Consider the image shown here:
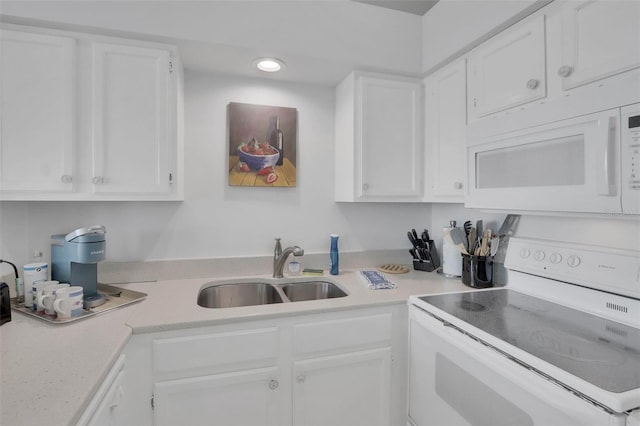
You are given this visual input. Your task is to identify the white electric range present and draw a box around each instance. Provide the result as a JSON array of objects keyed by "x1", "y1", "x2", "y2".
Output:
[{"x1": 408, "y1": 237, "x2": 640, "y2": 426}]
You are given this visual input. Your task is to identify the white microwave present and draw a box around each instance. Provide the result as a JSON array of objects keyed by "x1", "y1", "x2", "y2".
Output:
[{"x1": 466, "y1": 103, "x2": 640, "y2": 215}]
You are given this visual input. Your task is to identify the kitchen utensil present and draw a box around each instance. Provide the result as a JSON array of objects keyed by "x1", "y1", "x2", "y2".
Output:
[
  {"x1": 469, "y1": 227, "x2": 477, "y2": 255},
  {"x1": 410, "y1": 248, "x2": 419, "y2": 259},
  {"x1": 443, "y1": 229, "x2": 468, "y2": 255},
  {"x1": 408, "y1": 231, "x2": 419, "y2": 249},
  {"x1": 480, "y1": 229, "x2": 492, "y2": 256},
  {"x1": 421, "y1": 229, "x2": 431, "y2": 244},
  {"x1": 411, "y1": 229, "x2": 420, "y2": 246},
  {"x1": 498, "y1": 214, "x2": 520, "y2": 237},
  {"x1": 463, "y1": 221, "x2": 472, "y2": 238},
  {"x1": 451, "y1": 227, "x2": 467, "y2": 249},
  {"x1": 490, "y1": 235, "x2": 500, "y2": 256}
]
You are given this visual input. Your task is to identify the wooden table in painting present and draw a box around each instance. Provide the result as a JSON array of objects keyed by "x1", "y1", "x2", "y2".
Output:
[{"x1": 228, "y1": 155, "x2": 297, "y2": 187}]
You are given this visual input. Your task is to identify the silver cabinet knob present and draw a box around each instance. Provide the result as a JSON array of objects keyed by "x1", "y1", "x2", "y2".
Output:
[
  {"x1": 526, "y1": 79, "x2": 539, "y2": 90},
  {"x1": 362, "y1": 183, "x2": 369, "y2": 191},
  {"x1": 557, "y1": 65, "x2": 573, "y2": 78},
  {"x1": 92, "y1": 176, "x2": 104, "y2": 185},
  {"x1": 61, "y1": 175, "x2": 73, "y2": 184},
  {"x1": 268, "y1": 379, "x2": 279, "y2": 390},
  {"x1": 453, "y1": 182, "x2": 463, "y2": 190},
  {"x1": 296, "y1": 375, "x2": 306, "y2": 383}
]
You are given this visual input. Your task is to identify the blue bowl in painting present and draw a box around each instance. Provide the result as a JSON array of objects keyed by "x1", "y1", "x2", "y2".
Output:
[{"x1": 237, "y1": 145, "x2": 280, "y2": 171}]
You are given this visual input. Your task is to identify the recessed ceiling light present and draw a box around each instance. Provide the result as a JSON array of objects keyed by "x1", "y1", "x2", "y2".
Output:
[{"x1": 254, "y1": 58, "x2": 285, "y2": 73}]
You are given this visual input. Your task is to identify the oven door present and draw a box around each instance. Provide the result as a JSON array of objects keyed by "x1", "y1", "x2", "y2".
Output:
[
  {"x1": 465, "y1": 108, "x2": 621, "y2": 214},
  {"x1": 408, "y1": 305, "x2": 622, "y2": 426}
]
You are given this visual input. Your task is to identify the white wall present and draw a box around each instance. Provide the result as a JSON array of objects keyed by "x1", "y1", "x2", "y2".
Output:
[
  {"x1": 0, "y1": 71, "x2": 432, "y2": 269},
  {"x1": 430, "y1": 203, "x2": 640, "y2": 252}
]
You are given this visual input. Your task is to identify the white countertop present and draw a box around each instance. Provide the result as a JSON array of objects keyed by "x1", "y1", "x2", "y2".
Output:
[{"x1": 1, "y1": 267, "x2": 469, "y2": 426}]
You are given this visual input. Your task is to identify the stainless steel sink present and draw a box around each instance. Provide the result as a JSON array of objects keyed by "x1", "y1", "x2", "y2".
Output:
[
  {"x1": 281, "y1": 281, "x2": 348, "y2": 302},
  {"x1": 197, "y1": 279, "x2": 348, "y2": 308},
  {"x1": 197, "y1": 282, "x2": 284, "y2": 308}
]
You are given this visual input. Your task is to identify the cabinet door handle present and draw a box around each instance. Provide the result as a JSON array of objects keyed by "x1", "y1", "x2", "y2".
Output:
[
  {"x1": 92, "y1": 176, "x2": 104, "y2": 185},
  {"x1": 557, "y1": 65, "x2": 573, "y2": 78},
  {"x1": 454, "y1": 182, "x2": 463, "y2": 190},
  {"x1": 61, "y1": 175, "x2": 73, "y2": 184},
  {"x1": 296, "y1": 375, "x2": 306, "y2": 383},
  {"x1": 268, "y1": 379, "x2": 279, "y2": 390},
  {"x1": 362, "y1": 183, "x2": 369, "y2": 191},
  {"x1": 526, "y1": 79, "x2": 539, "y2": 90}
]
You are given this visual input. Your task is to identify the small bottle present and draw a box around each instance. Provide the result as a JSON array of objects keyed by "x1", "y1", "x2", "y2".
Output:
[
  {"x1": 329, "y1": 234, "x2": 339, "y2": 275},
  {"x1": 269, "y1": 116, "x2": 284, "y2": 166}
]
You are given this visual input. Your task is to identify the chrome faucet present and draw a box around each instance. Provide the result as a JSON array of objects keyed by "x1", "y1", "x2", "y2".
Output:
[{"x1": 273, "y1": 239, "x2": 304, "y2": 278}]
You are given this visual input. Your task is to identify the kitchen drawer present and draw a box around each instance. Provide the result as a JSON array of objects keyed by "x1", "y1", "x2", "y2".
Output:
[
  {"x1": 153, "y1": 327, "x2": 279, "y2": 378},
  {"x1": 293, "y1": 313, "x2": 392, "y2": 358}
]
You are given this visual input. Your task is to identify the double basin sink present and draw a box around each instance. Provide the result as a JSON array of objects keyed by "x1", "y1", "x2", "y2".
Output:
[{"x1": 197, "y1": 277, "x2": 348, "y2": 309}]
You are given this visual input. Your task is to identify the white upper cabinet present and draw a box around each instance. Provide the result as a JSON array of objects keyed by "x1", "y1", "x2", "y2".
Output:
[
  {"x1": 423, "y1": 59, "x2": 467, "y2": 202},
  {"x1": 557, "y1": 0, "x2": 640, "y2": 90},
  {"x1": 91, "y1": 43, "x2": 173, "y2": 196},
  {"x1": 335, "y1": 71, "x2": 423, "y2": 202},
  {"x1": 0, "y1": 29, "x2": 76, "y2": 193},
  {"x1": 0, "y1": 24, "x2": 183, "y2": 201},
  {"x1": 468, "y1": 14, "x2": 546, "y2": 121}
]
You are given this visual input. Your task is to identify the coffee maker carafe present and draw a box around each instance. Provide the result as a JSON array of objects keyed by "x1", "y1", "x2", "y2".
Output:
[{"x1": 51, "y1": 226, "x2": 106, "y2": 308}]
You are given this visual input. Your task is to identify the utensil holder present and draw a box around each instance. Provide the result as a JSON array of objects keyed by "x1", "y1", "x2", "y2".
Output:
[{"x1": 461, "y1": 254, "x2": 493, "y2": 288}]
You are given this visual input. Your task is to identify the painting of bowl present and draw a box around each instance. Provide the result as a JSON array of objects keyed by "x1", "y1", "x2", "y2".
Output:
[{"x1": 237, "y1": 146, "x2": 280, "y2": 171}]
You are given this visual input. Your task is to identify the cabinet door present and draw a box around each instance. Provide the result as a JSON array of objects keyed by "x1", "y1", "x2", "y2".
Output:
[
  {"x1": 357, "y1": 76, "x2": 422, "y2": 200},
  {"x1": 77, "y1": 355, "x2": 126, "y2": 426},
  {"x1": 91, "y1": 43, "x2": 172, "y2": 195},
  {"x1": 153, "y1": 367, "x2": 284, "y2": 426},
  {"x1": 0, "y1": 29, "x2": 75, "y2": 193},
  {"x1": 293, "y1": 347, "x2": 392, "y2": 426},
  {"x1": 558, "y1": 0, "x2": 640, "y2": 90},
  {"x1": 424, "y1": 59, "x2": 466, "y2": 201},
  {"x1": 469, "y1": 15, "x2": 546, "y2": 119}
]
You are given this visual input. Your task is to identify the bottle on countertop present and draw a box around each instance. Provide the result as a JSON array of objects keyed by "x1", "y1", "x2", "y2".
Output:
[
  {"x1": 329, "y1": 234, "x2": 339, "y2": 275},
  {"x1": 269, "y1": 115, "x2": 284, "y2": 166}
]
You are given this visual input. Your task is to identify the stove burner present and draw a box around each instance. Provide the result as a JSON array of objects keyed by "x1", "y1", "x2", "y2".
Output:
[{"x1": 460, "y1": 300, "x2": 487, "y2": 312}]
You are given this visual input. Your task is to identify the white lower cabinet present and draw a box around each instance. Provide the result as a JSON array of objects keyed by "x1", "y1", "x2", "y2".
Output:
[
  {"x1": 77, "y1": 355, "x2": 126, "y2": 426},
  {"x1": 153, "y1": 367, "x2": 284, "y2": 426},
  {"x1": 118, "y1": 306, "x2": 407, "y2": 426},
  {"x1": 293, "y1": 347, "x2": 391, "y2": 426}
]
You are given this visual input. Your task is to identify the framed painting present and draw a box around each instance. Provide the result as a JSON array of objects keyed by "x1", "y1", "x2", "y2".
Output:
[{"x1": 228, "y1": 102, "x2": 297, "y2": 187}]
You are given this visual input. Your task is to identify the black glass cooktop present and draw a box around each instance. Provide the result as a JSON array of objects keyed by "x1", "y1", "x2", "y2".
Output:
[{"x1": 418, "y1": 289, "x2": 640, "y2": 393}]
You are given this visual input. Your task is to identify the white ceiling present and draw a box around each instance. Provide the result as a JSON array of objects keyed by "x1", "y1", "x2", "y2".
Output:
[{"x1": 353, "y1": 0, "x2": 439, "y2": 16}]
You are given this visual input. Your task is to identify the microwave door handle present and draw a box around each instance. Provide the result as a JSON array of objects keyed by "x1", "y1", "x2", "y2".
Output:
[{"x1": 596, "y1": 117, "x2": 617, "y2": 196}]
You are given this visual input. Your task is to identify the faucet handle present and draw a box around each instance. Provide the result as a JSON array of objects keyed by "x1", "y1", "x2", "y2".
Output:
[{"x1": 274, "y1": 238, "x2": 282, "y2": 256}]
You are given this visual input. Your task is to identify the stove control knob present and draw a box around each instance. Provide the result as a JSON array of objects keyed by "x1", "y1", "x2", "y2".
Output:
[
  {"x1": 534, "y1": 250, "x2": 546, "y2": 261},
  {"x1": 519, "y1": 248, "x2": 531, "y2": 258},
  {"x1": 550, "y1": 253, "x2": 562, "y2": 264},
  {"x1": 567, "y1": 255, "x2": 581, "y2": 268}
]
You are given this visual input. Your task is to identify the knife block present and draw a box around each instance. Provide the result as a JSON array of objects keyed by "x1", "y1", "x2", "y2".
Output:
[{"x1": 412, "y1": 241, "x2": 440, "y2": 272}]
